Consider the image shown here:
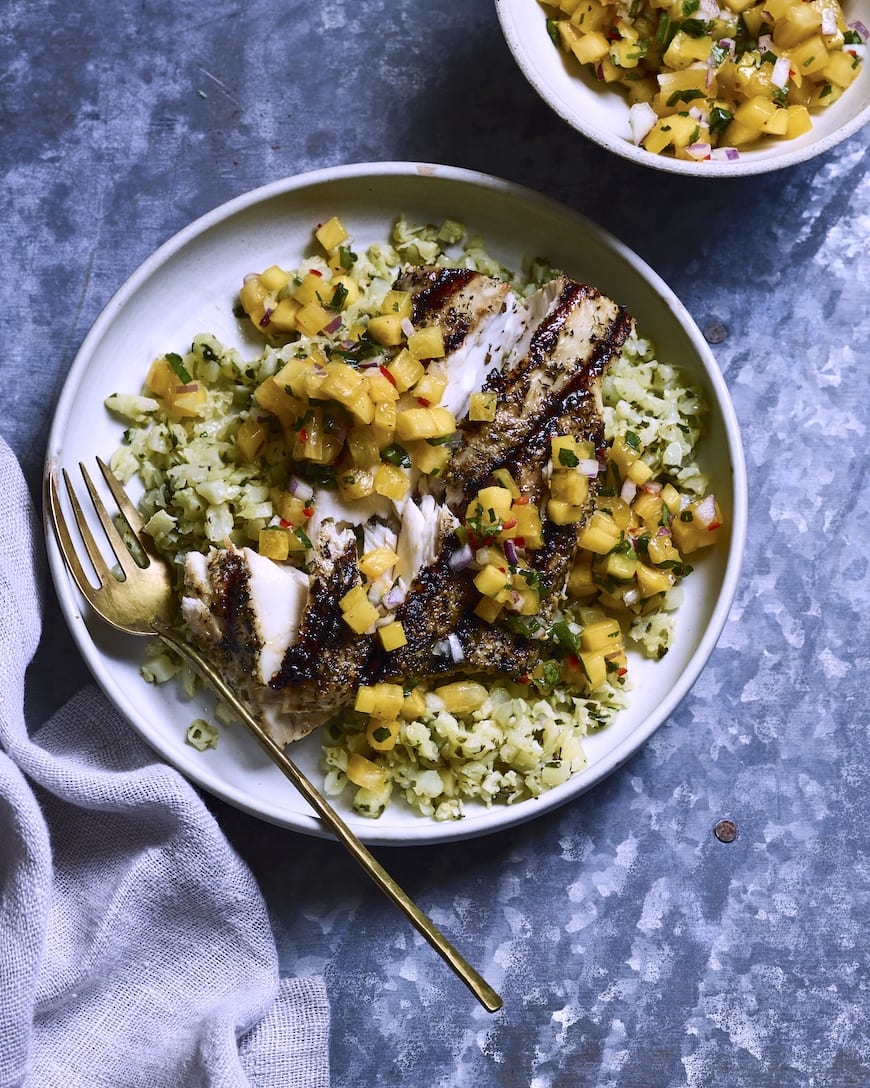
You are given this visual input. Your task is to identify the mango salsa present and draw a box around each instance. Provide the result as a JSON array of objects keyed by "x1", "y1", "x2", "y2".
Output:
[{"x1": 542, "y1": 0, "x2": 865, "y2": 158}]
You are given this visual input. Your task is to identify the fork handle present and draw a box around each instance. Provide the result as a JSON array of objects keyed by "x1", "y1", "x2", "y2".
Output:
[{"x1": 151, "y1": 619, "x2": 503, "y2": 1013}]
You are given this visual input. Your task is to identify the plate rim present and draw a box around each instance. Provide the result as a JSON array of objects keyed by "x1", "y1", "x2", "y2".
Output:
[{"x1": 44, "y1": 161, "x2": 748, "y2": 844}]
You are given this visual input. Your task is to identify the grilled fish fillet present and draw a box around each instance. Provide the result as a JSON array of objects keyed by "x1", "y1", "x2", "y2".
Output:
[{"x1": 180, "y1": 267, "x2": 632, "y2": 744}]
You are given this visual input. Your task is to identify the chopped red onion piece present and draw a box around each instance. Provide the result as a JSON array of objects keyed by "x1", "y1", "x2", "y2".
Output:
[
  {"x1": 687, "y1": 142, "x2": 712, "y2": 160},
  {"x1": 758, "y1": 33, "x2": 772, "y2": 52},
  {"x1": 629, "y1": 101, "x2": 657, "y2": 145},
  {"x1": 503, "y1": 539, "x2": 519, "y2": 565},
  {"x1": 641, "y1": 480, "x2": 662, "y2": 494},
  {"x1": 287, "y1": 475, "x2": 314, "y2": 501},
  {"x1": 259, "y1": 310, "x2": 273, "y2": 328},
  {"x1": 771, "y1": 56, "x2": 791, "y2": 88},
  {"x1": 821, "y1": 8, "x2": 837, "y2": 34},
  {"x1": 401, "y1": 317, "x2": 415, "y2": 339},
  {"x1": 623, "y1": 587, "x2": 641, "y2": 607},
  {"x1": 447, "y1": 633, "x2": 465, "y2": 663},
  {"x1": 324, "y1": 315, "x2": 342, "y2": 335},
  {"x1": 578, "y1": 457, "x2": 600, "y2": 477},
  {"x1": 848, "y1": 20, "x2": 868, "y2": 38},
  {"x1": 620, "y1": 479, "x2": 638, "y2": 503},
  {"x1": 382, "y1": 585, "x2": 405, "y2": 609},
  {"x1": 449, "y1": 542, "x2": 474, "y2": 571},
  {"x1": 174, "y1": 382, "x2": 199, "y2": 394},
  {"x1": 694, "y1": 494, "x2": 717, "y2": 527},
  {"x1": 711, "y1": 147, "x2": 740, "y2": 161}
]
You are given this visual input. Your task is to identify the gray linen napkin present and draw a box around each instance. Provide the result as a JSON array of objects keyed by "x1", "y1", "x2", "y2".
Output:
[{"x1": 0, "y1": 436, "x2": 330, "y2": 1088}]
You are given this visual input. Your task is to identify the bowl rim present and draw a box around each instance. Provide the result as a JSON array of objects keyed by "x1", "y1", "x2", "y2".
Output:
[{"x1": 495, "y1": 0, "x2": 870, "y2": 177}]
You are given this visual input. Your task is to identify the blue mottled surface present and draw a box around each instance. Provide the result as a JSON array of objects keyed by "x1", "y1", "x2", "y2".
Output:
[{"x1": 3, "y1": 1, "x2": 869, "y2": 1083}]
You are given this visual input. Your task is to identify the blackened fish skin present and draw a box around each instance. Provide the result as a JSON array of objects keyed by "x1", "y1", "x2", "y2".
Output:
[{"x1": 447, "y1": 277, "x2": 633, "y2": 504}]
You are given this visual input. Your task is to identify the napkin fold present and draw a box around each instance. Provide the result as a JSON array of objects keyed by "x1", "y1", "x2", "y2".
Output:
[{"x1": 0, "y1": 437, "x2": 330, "y2": 1088}]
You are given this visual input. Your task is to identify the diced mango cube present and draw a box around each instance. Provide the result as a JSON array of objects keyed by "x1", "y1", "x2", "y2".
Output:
[
  {"x1": 341, "y1": 597, "x2": 379, "y2": 635},
  {"x1": 401, "y1": 687, "x2": 427, "y2": 720},
  {"x1": 366, "y1": 717, "x2": 400, "y2": 751},
  {"x1": 503, "y1": 502, "x2": 543, "y2": 549},
  {"x1": 380, "y1": 290, "x2": 412, "y2": 319},
  {"x1": 395, "y1": 406, "x2": 456, "y2": 442},
  {"x1": 408, "y1": 439, "x2": 451, "y2": 476},
  {"x1": 346, "y1": 752, "x2": 386, "y2": 790},
  {"x1": 236, "y1": 415, "x2": 268, "y2": 461},
  {"x1": 581, "y1": 616, "x2": 622, "y2": 652},
  {"x1": 474, "y1": 595, "x2": 504, "y2": 623},
  {"x1": 377, "y1": 621, "x2": 407, "y2": 652},
  {"x1": 259, "y1": 264, "x2": 290, "y2": 293},
  {"x1": 577, "y1": 510, "x2": 621, "y2": 554},
  {"x1": 355, "y1": 682, "x2": 404, "y2": 719},
  {"x1": 408, "y1": 325, "x2": 445, "y2": 359},
  {"x1": 412, "y1": 373, "x2": 447, "y2": 405},
  {"x1": 373, "y1": 462, "x2": 411, "y2": 501},
  {"x1": 294, "y1": 270, "x2": 328, "y2": 306},
  {"x1": 315, "y1": 216, "x2": 348, "y2": 252},
  {"x1": 295, "y1": 301, "x2": 332, "y2": 337},
  {"x1": 433, "y1": 681, "x2": 489, "y2": 715},
  {"x1": 359, "y1": 546, "x2": 399, "y2": 580},
  {"x1": 258, "y1": 528, "x2": 291, "y2": 561},
  {"x1": 386, "y1": 348, "x2": 425, "y2": 391},
  {"x1": 367, "y1": 313, "x2": 405, "y2": 346},
  {"x1": 547, "y1": 499, "x2": 587, "y2": 525},
  {"x1": 550, "y1": 471, "x2": 590, "y2": 506},
  {"x1": 570, "y1": 30, "x2": 610, "y2": 64},
  {"x1": 474, "y1": 563, "x2": 510, "y2": 598}
]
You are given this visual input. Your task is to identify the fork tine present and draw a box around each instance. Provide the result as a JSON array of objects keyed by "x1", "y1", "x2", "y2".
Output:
[
  {"x1": 77, "y1": 461, "x2": 143, "y2": 581},
  {"x1": 48, "y1": 471, "x2": 105, "y2": 606},
  {"x1": 97, "y1": 456, "x2": 147, "y2": 538},
  {"x1": 61, "y1": 467, "x2": 117, "y2": 586}
]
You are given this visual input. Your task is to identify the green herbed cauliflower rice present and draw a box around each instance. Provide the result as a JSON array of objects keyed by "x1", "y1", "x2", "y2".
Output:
[{"x1": 105, "y1": 216, "x2": 718, "y2": 821}]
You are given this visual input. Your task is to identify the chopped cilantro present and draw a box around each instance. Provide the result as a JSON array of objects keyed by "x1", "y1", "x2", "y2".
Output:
[
  {"x1": 679, "y1": 17, "x2": 710, "y2": 37},
  {"x1": 558, "y1": 447, "x2": 580, "y2": 467},
  {"x1": 338, "y1": 246, "x2": 357, "y2": 271},
  {"x1": 330, "y1": 282, "x2": 349, "y2": 311},
  {"x1": 666, "y1": 88, "x2": 705, "y2": 107},
  {"x1": 166, "y1": 352, "x2": 192, "y2": 384},
  {"x1": 709, "y1": 105, "x2": 734, "y2": 135}
]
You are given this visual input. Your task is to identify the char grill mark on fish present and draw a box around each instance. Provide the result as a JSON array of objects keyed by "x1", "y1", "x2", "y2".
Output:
[
  {"x1": 447, "y1": 278, "x2": 633, "y2": 504},
  {"x1": 204, "y1": 548, "x2": 258, "y2": 675},
  {"x1": 397, "y1": 266, "x2": 481, "y2": 354},
  {"x1": 368, "y1": 532, "x2": 540, "y2": 684},
  {"x1": 369, "y1": 531, "x2": 478, "y2": 679},
  {"x1": 269, "y1": 529, "x2": 370, "y2": 702},
  {"x1": 394, "y1": 266, "x2": 519, "y2": 420}
]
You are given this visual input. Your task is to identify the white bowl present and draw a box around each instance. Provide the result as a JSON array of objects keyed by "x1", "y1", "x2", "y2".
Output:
[
  {"x1": 46, "y1": 162, "x2": 747, "y2": 844},
  {"x1": 496, "y1": 0, "x2": 870, "y2": 176}
]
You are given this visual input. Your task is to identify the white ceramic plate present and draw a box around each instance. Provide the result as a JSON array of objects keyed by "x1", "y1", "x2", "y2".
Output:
[
  {"x1": 45, "y1": 162, "x2": 747, "y2": 844},
  {"x1": 496, "y1": 0, "x2": 870, "y2": 176}
]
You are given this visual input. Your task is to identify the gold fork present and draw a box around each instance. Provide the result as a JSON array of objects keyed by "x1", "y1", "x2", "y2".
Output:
[{"x1": 46, "y1": 457, "x2": 503, "y2": 1013}]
